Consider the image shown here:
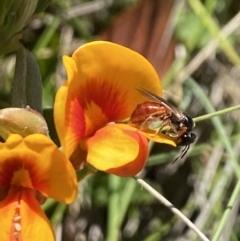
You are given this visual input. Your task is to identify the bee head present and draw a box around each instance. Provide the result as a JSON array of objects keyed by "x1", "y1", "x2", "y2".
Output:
[
  {"x1": 182, "y1": 115, "x2": 195, "y2": 130},
  {"x1": 177, "y1": 132, "x2": 196, "y2": 146}
]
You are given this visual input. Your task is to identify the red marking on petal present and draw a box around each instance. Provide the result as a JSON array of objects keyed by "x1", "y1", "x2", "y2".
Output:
[
  {"x1": 0, "y1": 154, "x2": 44, "y2": 192},
  {"x1": 78, "y1": 78, "x2": 128, "y2": 122},
  {"x1": 68, "y1": 97, "x2": 86, "y2": 137},
  {"x1": 0, "y1": 158, "x2": 32, "y2": 187}
]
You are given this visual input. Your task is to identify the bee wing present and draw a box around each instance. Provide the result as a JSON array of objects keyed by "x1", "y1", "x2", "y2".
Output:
[{"x1": 137, "y1": 87, "x2": 185, "y2": 119}]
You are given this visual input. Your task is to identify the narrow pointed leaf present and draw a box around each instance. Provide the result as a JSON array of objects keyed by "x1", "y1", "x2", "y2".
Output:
[{"x1": 12, "y1": 45, "x2": 42, "y2": 113}]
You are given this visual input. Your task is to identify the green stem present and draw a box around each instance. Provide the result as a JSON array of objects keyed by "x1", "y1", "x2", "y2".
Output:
[
  {"x1": 211, "y1": 179, "x2": 240, "y2": 241},
  {"x1": 117, "y1": 178, "x2": 137, "y2": 226},
  {"x1": 147, "y1": 133, "x2": 240, "y2": 166},
  {"x1": 105, "y1": 175, "x2": 121, "y2": 241},
  {"x1": 42, "y1": 198, "x2": 56, "y2": 211},
  {"x1": 51, "y1": 203, "x2": 67, "y2": 227},
  {"x1": 135, "y1": 178, "x2": 209, "y2": 241},
  {"x1": 187, "y1": 77, "x2": 240, "y2": 180},
  {"x1": 193, "y1": 105, "x2": 240, "y2": 123}
]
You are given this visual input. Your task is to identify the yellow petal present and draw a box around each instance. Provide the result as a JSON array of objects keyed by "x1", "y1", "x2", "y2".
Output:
[
  {"x1": 84, "y1": 124, "x2": 149, "y2": 176},
  {"x1": 0, "y1": 134, "x2": 77, "y2": 203},
  {"x1": 140, "y1": 131, "x2": 177, "y2": 146}
]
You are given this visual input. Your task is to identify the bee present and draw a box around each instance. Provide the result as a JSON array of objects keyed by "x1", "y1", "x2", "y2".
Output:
[{"x1": 129, "y1": 88, "x2": 196, "y2": 162}]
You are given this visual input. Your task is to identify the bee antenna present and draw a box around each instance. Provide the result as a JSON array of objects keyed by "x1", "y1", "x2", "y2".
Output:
[{"x1": 172, "y1": 145, "x2": 190, "y2": 164}]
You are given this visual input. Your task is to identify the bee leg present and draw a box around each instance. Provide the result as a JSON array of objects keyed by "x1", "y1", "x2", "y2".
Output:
[
  {"x1": 157, "y1": 120, "x2": 182, "y2": 138},
  {"x1": 165, "y1": 123, "x2": 179, "y2": 138},
  {"x1": 139, "y1": 111, "x2": 168, "y2": 131},
  {"x1": 154, "y1": 118, "x2": 171, "y2": 136},
  {"x1": 138, "y1": 115, "x2": 155, "y2": 130},
  {"x1": 176, "y1": 127, "x2": 188, "y2": 137}
]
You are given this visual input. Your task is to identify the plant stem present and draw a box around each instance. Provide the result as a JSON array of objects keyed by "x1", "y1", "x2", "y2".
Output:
[
  {"x1": 134, "y1": 177, "x2": 210, "y2": 241},
  {"x1": 187, "y1": 77, "x2": 240, "y2": 180},
  {"x1": 193, "y1": 105, "x2": 240, "y2": 123},
  {"x1": 106, "y1": 175, "x2": 121, "y2": 241},
  {"x1": 117, "y1": 178, "x2": 137, "y2": 226},
  {"x1": 211, "y1": 179, "x2": 240, "y2": 241}
]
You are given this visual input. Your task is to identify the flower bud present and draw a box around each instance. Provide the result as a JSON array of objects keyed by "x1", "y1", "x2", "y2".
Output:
[{"x1": 0, "y1": 106, "x2": 48, "y2": 140}]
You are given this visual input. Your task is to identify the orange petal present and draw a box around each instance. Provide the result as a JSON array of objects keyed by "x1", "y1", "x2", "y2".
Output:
[
  {"x1": 71, "y1": 41, "x2": 162, "y2": 121},
  {"x1": 0, "y1": 187, "x2": 54, "y2": 241},
  {"x1": 0, "y1": 134, "x2": 77, "y2": 203},
  {"x1": 54, "y1": 41, "x2": 162, "y2": 158},
  {"x1": 84, "y1": 124, "x2": 149, "y2": 177},
  {"x1": 138, "y1": 130, "x2": 177, "y2": 147},
  {"x1": 54, "y1": 81, "x2": 86, "y2": 158}
]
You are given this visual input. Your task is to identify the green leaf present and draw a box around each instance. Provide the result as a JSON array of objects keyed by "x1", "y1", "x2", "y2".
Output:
[{"x1": 12, "y1": 45, "x2": 43, "y2": 113}]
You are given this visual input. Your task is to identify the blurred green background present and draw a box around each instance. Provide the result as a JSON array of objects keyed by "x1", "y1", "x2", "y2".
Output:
[{"x1": 1, "y1": 0, "x2": 240, "y2": 240}]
